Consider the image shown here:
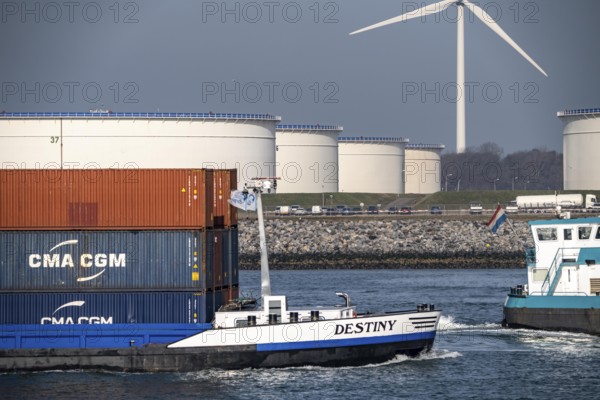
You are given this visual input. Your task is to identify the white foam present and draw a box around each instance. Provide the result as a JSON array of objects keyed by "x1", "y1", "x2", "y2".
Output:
[
  {"x1": 438, "y1": 315, "x2": 501, "y2": 331},
  {"x1": 178, "y1": 349, "x2": 462, "y2": 380}
]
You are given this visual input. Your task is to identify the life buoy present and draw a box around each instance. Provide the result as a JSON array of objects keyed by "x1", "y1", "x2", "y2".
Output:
[{"x1": 353, "y1": 310, "x2": 357, "y2": 318}]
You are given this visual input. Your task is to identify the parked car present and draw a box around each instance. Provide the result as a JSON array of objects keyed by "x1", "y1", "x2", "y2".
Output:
[
  {"x1": 352, "y1": 207, "x2": 363, "y2": 215},
  {"x1": 366, "y1": 205, "x2": 378, "y2": 214},
  {"x1": 335, "y1": 205, "x2": 348, "y2": 215},
  {"x1": 290, "y1": 205, "x2": 300, "y2": 213},
  {"x1": 275, "y1": 206, "x2": 290, "y2": 216},
  {"x1": 293, "y1": 207, "x2": 307, "y2": 215},
  {"x1": 469, "y1": 201, "x2": 483, "y2": 215},
  {"x1": 311, "y1": 205, "x2": 323, "y2": 215},
  {"x1": 387, "y1": 207, "x2": 399, "y2": 214},
  {"x1": 400, "y1": 206, "x2": 412, "y2": 215},
  {"x1": 430, "y1": 205, "x2": 443, "y2": 215}
]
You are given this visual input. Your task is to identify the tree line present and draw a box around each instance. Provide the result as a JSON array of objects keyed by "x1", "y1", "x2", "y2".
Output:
[{"x1": 441, "y1": 143, "x2": 563, "y2": 191}]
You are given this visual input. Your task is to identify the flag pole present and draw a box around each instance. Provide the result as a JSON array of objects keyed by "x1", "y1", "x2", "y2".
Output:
[{"x1": 491, "y1": 203, "x2": 526, "y2": 248}]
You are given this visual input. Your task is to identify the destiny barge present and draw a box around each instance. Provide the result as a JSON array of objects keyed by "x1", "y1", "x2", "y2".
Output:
[
  {"x1": 503, "y1": 216, "x2": 600, "y2": 335},
  {"x1": 0, "y1": 178, "x2": 440, "y2": 372}
]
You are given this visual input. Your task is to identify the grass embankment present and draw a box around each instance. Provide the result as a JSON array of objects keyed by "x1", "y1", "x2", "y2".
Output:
[
  {"x1": 261, "y1": 193, "x2": 423, "y2": 210},
  {"x1": 255, "y1": 190, "x2": 600, "y2": 213},
  {"x1": 414, "y1": 190, "x2": 600, "y2": 210}
]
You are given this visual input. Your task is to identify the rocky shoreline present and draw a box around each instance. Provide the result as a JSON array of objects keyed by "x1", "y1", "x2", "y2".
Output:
[{"x1": 237, "y1": 217, "x2": 532, "y2": 269}]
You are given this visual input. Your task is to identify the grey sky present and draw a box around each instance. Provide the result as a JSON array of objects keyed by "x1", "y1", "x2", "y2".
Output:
[{"x1": 1, "y1": 0, "x2": 598, "y2": 153}]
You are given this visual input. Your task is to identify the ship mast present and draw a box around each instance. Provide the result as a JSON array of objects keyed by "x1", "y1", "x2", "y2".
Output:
[{"x1": 246, "y1": 178, "x2": 277, "y2": 299}]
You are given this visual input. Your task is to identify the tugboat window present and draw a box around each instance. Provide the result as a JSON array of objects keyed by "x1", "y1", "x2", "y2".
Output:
[
  {"x1": 595, "y1": 226, "x2": 600, "y2": 239},
  {"x1": 578, "y1": 227, "x2": 592, "y2": 240},
  {"x1": 533, "y1": 268, "x2": 548, "y2": 282},
  {"x1": 564, "y1": 229, "x2": 573, "y2": 240},
  {"x1": 537, "y1": 228, "x2": 557, "y2": 241}
]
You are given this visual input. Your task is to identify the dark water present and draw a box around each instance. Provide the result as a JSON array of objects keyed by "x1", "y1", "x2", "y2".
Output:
[{"x1": 2, "y1": 269, "x2": 600, "y2": 399}]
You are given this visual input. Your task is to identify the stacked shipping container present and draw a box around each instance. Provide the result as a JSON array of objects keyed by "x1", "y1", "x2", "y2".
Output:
[
  {"x1": 211, "y1": 169, "x2": 240, "y2": 313},
  {"x1": 0, "y1": 169, "x2": 239, "y2": 349},
  {"x1": 0, "y1": 169, "x2": 214, "y2": 230}
]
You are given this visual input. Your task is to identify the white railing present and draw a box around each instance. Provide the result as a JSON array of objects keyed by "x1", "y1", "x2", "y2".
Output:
[
  {"x1": 540, "y1": 247, "x2": 580, "y2": 296},
  {"x1": 277, "y1": 124, "x2": 343, "y2": 131},
  {"x1": 557, "y1": 108, "x2": 600, "y2": 117},
  {"x1": 0, "y1": 111, "x2": 282, "y2": 121}
]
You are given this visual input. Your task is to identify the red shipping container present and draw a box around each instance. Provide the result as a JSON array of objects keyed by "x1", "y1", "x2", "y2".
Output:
[
  {"x1": 0, "y1": 169, "x2": 214, "y2": 230},
  {"x1": 213, "y1": 169, "x2": 238, "y2": 228}
]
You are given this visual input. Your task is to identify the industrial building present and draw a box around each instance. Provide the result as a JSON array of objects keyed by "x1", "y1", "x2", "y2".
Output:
[
  {"x1": 558, "y1": 108, "x2": 600, "y2": 190},
  {"x1": 275, "y1": 124, "x2": 343, "y2": 193},
  {"x1": 0, "y1": 112, "x2": 280, "y2": 188},
  {"x1": 338, "y1": 137, "x2": 409, "y2": 194},
  {"x1": 404, "y1": 144, "x2": 445, "y2": 194}
]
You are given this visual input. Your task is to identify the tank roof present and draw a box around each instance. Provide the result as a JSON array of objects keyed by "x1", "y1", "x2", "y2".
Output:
[
  {"x1": 557, "y1": 108, "x2": 600, "y2": 118},
  {"x1": 337, "y1": 136, "x2": 409, "y2": 143},
  {"x1": 277, "y1": 124, "x2": 343, "y2": 132},
  {"x1": 0, "y1": 111, "x2": 281, "y2": 122},
  {"x1": 406, "y1": 143, "x2": 445, "y2": 149}
]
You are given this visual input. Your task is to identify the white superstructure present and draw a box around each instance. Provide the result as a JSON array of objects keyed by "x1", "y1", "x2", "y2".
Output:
[
  {"x1": 404, "y1": 144, "x2": 445, "y2": 194},
  {"x1": 0, "y1": 112, "x2": 281, "y2": 188},
  {"x1": 338, "y1": 137, "x2": 408, "y2": 194},
  {"x1": 275, "y1": 124, "x2": 343, "y2": 193},
  {"x1": 558, "y1": 108, "x2": 600, "y2": 190},
  {"x1": 525, "y1": 218, "x2": 600, "y2": 296}
]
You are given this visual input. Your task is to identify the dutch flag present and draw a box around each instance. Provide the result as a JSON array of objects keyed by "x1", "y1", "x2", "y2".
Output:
[{"x1": 487, "y1": 205, "x2": 507, "y2": 234}]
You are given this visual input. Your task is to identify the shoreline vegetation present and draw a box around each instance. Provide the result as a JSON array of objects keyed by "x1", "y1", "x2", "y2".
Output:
[{"x1": 238, "y1": 217, "x2": 531, "y2": 269}]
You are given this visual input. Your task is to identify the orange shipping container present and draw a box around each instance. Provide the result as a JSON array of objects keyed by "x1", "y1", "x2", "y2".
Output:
[
  {"x1": 213, "y1": 169, "x2": 238, "y2": 228},
  {"x1": 0, "y1": 169, "x2": 214, "y2": 230}
]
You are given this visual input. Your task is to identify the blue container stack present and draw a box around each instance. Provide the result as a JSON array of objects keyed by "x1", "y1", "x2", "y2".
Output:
[{"x1": 0, "y1": 169, "x2": 239, "y2": 350}]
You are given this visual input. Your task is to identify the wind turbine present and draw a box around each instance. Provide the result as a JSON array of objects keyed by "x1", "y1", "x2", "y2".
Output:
[{"x1": 350, "y1": 0, "x2": 548, "y2": 154}]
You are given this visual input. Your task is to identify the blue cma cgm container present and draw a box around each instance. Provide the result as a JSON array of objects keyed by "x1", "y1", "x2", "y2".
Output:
[
  {"x1": 0, "y1": 291, "x2": 210, "y2": 325},
  {"x1": 0, "y1": 230, "x2": 213, "y2": 291},
  {"x1": 205, "y1": 228, "x2": 239, "y2": 291},
  {"x1": 221, "y1": 228, "x2": 239, "y2": 289}
]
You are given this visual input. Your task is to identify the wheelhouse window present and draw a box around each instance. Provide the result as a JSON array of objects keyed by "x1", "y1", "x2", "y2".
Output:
[
  {"x1": 595, "y1": 226, "x2": 600, "y2": 240},
  {"x1": 564, "y1": 229, "x2": 573, "y2": 240},
  {"x1": 532, "y1": 268, "x2": 548, "y2": 282},
  {"x1": 578, "y1": 227, "x2": 592, "y2": 240},
  {"x1": 537, "y1": 228, "x2": 557, "y2": 241}
]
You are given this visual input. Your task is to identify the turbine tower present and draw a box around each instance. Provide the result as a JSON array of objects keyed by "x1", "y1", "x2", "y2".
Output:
[{"x1": 350, "y1": 0, "x2": 547, "y2": 154}]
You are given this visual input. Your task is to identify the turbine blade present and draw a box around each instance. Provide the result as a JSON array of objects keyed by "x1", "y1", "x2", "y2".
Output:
[
  {"x1": 350, "y1": 0, "x2": 455, "y2": 35},
  {"x1": 463, "y1": 0, "x2": 548, "y2": 77}
]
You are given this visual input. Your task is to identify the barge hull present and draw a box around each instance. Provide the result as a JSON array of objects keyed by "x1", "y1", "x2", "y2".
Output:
[
  {"x1": 0, "y1": 337, "x2": 434, "y2": 372},
  {"x1": 503, "y1": 306, "x2": 600, "y2": 335}
]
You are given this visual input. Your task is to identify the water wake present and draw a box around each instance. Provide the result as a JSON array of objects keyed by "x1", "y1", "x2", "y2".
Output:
[{"x1": 438, "y1": 314, "x2": 501, "y2": 331}]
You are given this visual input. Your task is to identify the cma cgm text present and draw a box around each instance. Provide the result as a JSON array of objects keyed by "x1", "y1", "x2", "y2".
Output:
[{"x1": 28, "y1": 254, "x2": 127, "y2": 268}]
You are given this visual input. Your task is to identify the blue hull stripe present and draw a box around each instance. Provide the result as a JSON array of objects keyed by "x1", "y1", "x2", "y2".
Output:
[{"x1": 257, "y1": 331, "x2": 436, "y2": 352}]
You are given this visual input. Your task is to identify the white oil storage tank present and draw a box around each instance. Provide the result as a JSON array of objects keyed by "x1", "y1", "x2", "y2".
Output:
[
  {"x1": 0, "y1": 112, "x2": 280, "y2": 188},
  {"x1": 338, "y1": 136, "x2": 408, "y2": 194},
  {"x1": 404, "y1": 144, "x2": 445, "y2": 194},
  {"x1": 558, "y1": 108, "x2": 600, "y2": 190},
  {"x1": 276, "y1": 124, "x2": 343, "y2": 193}
]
